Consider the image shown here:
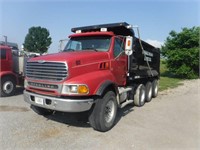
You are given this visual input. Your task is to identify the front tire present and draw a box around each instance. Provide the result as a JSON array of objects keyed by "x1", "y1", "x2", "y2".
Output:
[
  {"x1": 0, "y1": 76, "x2": 16, "y2": 97},
  {"x1": 89, "y1": 91, "x2": 117, "y2": 132}
]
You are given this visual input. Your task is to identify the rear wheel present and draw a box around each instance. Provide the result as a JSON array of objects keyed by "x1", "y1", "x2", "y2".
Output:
[
  {"x1": 89, "y1": 91, "x2": 117, "y2": 132},
  {"x1": 31, "y1": 105, "x2": 54, "y2": 116},
  {"x1": 0, "y1": 76, "x2": 16, "y2": 97},
  {"x1": 152, "y1": 79, "x2": 159, "y2": 98},
  {"x1": 134, "y1": 84, "x2": 146, "y2": 107},
  {"x1": 145, "y1": 82, "x2": 153, "y2": 102}
]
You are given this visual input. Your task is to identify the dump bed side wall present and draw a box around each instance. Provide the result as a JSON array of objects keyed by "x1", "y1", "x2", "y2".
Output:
[{"x1": 129, "y1": 38, "x2": 160, "y2": 78}]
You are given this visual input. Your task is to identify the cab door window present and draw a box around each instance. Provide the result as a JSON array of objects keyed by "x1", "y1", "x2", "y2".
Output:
[
  {"x1": 114, "y1": 38, "x2": 124, "y2": 57},
  {"x1": 0, "y1": 49, "x2": 6, "y2": 59}
]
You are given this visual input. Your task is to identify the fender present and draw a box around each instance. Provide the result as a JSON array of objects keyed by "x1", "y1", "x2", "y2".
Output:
[
  {"x1": 95, "y1": 80, "x2": 118, "y2": 96},
  {"x1": 95, "y1": 80, "x2": 120, "y2": 105},
  {"x1": 0, "y1": 71, "x2": 18, "y2": 84},
  {"x1": 64, "y1": 70, "x2": 117, "y2": 96}
]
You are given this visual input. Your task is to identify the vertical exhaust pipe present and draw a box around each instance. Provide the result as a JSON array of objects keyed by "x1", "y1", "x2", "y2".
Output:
[{"x1": 3, "y1": 35, "x2": 7, "y2": 45}]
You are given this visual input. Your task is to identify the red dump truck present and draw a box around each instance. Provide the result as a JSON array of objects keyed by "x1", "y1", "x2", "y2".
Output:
[
  {"x1": 0, "y1": 45, "x2": 24, "y2": 96},
  {"x1": 24, "y1": 22, "x2": 160, "y2": 132}
]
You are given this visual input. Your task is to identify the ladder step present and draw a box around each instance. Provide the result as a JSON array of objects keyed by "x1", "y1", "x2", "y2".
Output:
[
  {"x1": 120, "y1": 100, "x2": 134, "y2": 108},
  {"x1": 118, "y1": 87, "x2": 132, "y2": 94}
]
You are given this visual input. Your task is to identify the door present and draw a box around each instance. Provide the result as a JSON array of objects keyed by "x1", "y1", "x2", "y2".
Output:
[
  {"x1": 111, "y1": 37, "x2": 127, "y2": 86},
  {"x1": 0, "y1": 48, "x2": 10, "y2": 71}
]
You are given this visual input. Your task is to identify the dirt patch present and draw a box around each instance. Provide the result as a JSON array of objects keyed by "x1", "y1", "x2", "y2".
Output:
[
  {"x1": 0, "y1": 105, "x2": 30, "y2": 112},
  {"x1": 40, "y1": 127, "x2": 61, "y2": 139}
]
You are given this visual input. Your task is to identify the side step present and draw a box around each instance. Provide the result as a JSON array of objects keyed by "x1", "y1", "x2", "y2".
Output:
[
  {"x1": 119, "y1": 100, "x2": 134, "y2": 108},
  {"x1": 118, "y1": 87, "x2": 132, "y2": 94}
]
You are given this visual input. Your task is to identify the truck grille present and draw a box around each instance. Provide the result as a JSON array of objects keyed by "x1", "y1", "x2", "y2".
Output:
[{"x1": 26, "y1": 61, "x2": 68, "y2": 82}]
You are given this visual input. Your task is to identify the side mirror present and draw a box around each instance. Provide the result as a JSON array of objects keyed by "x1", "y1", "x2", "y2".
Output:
[
  {"x1": 12, "y1": 50, "x2": 24, "y2": 56},
  {"x1": 21, "y1": 45, "x2": 24, "y2": 51},
  {"x1": 125, "y1": 36, "x2": 133, "y2": 56},
  {"x1": 12, "y1": 50, "x2": 19, "y2": 56},
  {"x1": 59, "y1": 39, "x2": 69, "y2": 52}
]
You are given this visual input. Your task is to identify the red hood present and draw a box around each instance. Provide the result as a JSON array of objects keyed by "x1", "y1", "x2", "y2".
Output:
[{"x1": 29, "y1": 51, "x2": 110, "y2": 66}]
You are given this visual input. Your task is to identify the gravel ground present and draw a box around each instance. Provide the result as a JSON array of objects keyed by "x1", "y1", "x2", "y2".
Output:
[{"x1": 0, "y1": 79, "x2": 199, "y2": 150}]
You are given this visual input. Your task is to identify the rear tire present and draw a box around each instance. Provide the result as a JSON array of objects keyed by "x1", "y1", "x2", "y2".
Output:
[
  {"x1": 152, "y1": 79, "x2": 159, "y2": 98},
  {"x1": 134, "y1": 84, "x2": 146, "y2": 107},
  {"x1": 31, "y1": 105, "x2": 54, "y2": 116},
  {"x1": 0, "y1": 76, "x2": 16, "y2": 97},
  {"x1": 89, "y1": 91, "x2": 117, "y2": 132},
  {"x1": 145, "y1": 82, "x2": 153, "y2": 102}
]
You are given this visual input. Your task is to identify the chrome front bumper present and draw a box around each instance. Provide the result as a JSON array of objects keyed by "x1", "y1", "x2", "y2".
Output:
[{"x1": 24, "y1": 90, "x2": 94, "y2": 112}]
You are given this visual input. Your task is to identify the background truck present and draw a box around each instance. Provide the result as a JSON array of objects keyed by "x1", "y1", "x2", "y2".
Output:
[
  {"x1": 0, "y1": 44, "x2": 25, "y2": 97},
  {"x1": 0, "y1": 41, "x2": 40, "y2": 97},
  {"x1": 24, "y1": 22, "x2": 160, "y2": 132}
]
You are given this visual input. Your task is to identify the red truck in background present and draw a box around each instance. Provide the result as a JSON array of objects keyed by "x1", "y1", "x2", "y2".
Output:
[
  {"x1": 24, "y1": 22, "x2": 160, "y2": 132},
  {"x1": 0, "y1": 45, "x2": 22, "y2": 96},
  {"x1": 0, "y1": 43, "x2": 40, "y2": 97}
]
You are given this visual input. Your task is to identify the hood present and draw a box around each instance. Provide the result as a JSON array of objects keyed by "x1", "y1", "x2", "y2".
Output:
[{"x1": 29, "y1": 51, "x2": 110, "y2": 66}]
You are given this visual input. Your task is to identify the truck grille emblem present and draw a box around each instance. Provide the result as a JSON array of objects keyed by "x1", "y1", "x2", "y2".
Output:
[{"x1": 38, "y1": 60, "x2": 46, "y2": 63}]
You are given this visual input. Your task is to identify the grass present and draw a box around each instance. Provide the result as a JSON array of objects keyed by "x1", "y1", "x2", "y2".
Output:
[
  {"x1": 159, "y1": 60, "x2": 183, "y2": 91},
  {"x1": 159, "y1": 77, "x2": 183, "y2": 91}
]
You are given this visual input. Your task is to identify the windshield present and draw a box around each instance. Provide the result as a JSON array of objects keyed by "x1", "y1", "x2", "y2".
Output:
[{"x1": 63, "y1": 36, "x2": 111, "y2": 52}]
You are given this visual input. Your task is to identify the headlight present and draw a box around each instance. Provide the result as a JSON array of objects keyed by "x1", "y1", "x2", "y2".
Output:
[{"x1": 61, "y1": 84, "x2": 89, "y2": 95}]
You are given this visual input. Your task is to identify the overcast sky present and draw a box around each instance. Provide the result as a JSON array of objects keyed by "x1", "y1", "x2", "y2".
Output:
[{"x1": 0, "y1": 0, "x2": 199, "y2": 53}]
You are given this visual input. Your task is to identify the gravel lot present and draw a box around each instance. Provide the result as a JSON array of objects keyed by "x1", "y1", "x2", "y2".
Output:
[{"x1": 0, "y1": 79, "x2": 199, "y2": 150}]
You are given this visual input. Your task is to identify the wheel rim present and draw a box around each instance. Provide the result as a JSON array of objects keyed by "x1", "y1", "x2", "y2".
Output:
[
  {"x1": 148, "y1": 87, "x2": 152, "y2": 99},
  {"x1": 141, "y1": 89, "x2": 145, "y2": 103},
  {"x1": 104, "y1": 100, "x2": 115, "y2": 123},
  {"x1": 154, "y1": 84, "x2": 158, "y2": 95},
  {"x1": 3, "y1": 81, "x2": 14, "y2": 94}
]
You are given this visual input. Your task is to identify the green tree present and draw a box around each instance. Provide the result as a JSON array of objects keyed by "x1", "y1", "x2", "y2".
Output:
[
  {"x1": 24, "y1": 26, "x2": 52, "y2": 53},
  {"x1": 162, "y1": 27, "x2": 199, "y2": 79}
]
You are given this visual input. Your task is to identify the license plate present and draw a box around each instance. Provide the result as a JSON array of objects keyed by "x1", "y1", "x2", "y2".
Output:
[{"x1": 35, "y1": 97, "x2": 44, "y2": 105}]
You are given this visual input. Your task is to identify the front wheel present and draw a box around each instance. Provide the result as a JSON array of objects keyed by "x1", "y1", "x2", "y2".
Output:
[
  {"x1": 89, "y1": 91, "x2": 117, "y2": 132},
  {"x1": 0, "y1": 76, "x2": 16, "y2": 97}
]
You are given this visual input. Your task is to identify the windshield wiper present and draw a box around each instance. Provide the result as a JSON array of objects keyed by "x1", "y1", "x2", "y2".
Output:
[
  {"x1": 64, "y1": 48, "x2": 75, "y2": 52},
  {"x1": 85, "y1": 48, "x2": 98, "y2": 52}
]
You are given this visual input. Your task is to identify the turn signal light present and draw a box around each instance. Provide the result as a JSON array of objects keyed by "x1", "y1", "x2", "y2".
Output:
[
  {"x1": 127, "y1": 40, "x2": 131, "y2": 46},
  {"x1": 78, "y1": 85, "x2": 89, "y2": 94}
]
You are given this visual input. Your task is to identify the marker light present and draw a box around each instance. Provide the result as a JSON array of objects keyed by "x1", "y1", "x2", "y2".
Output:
[
  {"x1": 100, "y1": 28, "x2": 107, "y2": 32},
  {"x1": 75, "y1": 30, "x2": 82, "y2": 33}
]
